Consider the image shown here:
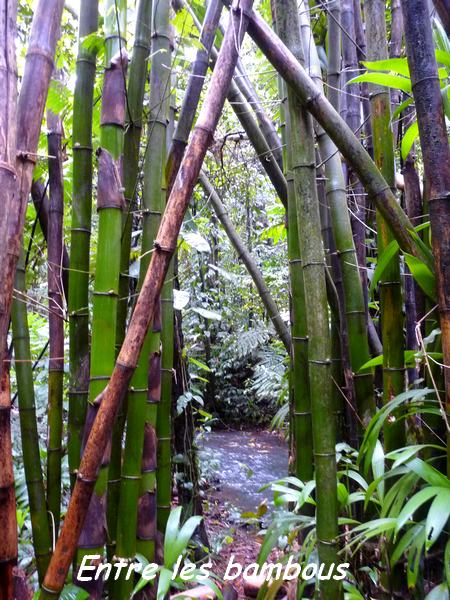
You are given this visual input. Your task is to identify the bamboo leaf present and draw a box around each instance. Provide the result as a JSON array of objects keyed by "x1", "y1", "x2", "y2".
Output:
[
  {"x1": 188, "y1": 357, "x2": 212, "y2": 372},
  {"x1": 361, "y1": 57, "x2": 410, "y2": 76},
  {"x1": 347, "y1": 73, "x2": 412, "y2": 92},
  {"x1": 395, "y1": 486, "x2": 441, "y2": 532},
  {"x1": 369, "y1": 239, "x2": 399, "y2": 295},
  {"x1": 173, "y1": 289, "x2": 190, "y2": 310},
  {"x1": 59, "y1": 585, "x2": 90, "y2": 600},
  {"x1": 164, "y1": 506, "x2": 182, "y2": 567},
  {"x1": 392, "y1": 97, "x2": 414, "y2": 122},
  {"x1": 157, "y1": 567, "x2": 174, "y2": 600},
  {"x1": 401, "y1": 121, "x2": 419, "y2": 160},
  {"x1": 425, "y1": 490, "x2": 450, "y2": 550},
  {"x1": 182, "y1": 231, "x2": 211, "y2": 252}
]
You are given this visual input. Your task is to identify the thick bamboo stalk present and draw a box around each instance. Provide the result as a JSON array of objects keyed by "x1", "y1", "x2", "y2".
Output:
[
  {"x1": 0, "y1": 1, "x2": 18, "y2": 592},
  {"x1": 114, "y1": 0, "x2": 170, "y2": 593},
  {"x1": 107, "y1": 0, "x2": 153, "y2": 561},
  {"x1": 40, "y1": 2, "x2": 253, "y2": 593},
  {"x1": 0, "y1": 0, "x2": 63, "y2": 597},
  {"x1": 199, "y1": 171, "x2": 291, "y2": 351},
  {"x1": 401, "y1": 0, "x2": 450, "y2": 474},
  {"x1": 365, "y1": 0, "x2": 405, "y2": 450},
  {"x1": 272, "y1": 2, "x2": 340, "y2": 597},
  {"x1": 156, "y1": 74, "x2": 177, "y2": 537},
  {"x1": 341, "y1": 0, "x2": 367, "y2": 278},
  {"x1": 76, "y1": 3, "x2": 128, "y2": 587},
  {"x1": 12, "y1": 252, "x2": 53, "y2": 583},
  {"x1": 299, "y1": 4, "x2": 375, "y2": 426},
  {"x1": 68, "y1": 0, "x2": 99, "y2": 487},
  {"x1": 326, "y1": 0, "x2": 341, "y2": 112},
  {"x1": 46, "y1": 106, "x2": 65, "y2": 537},
  {"x1": 241, "y1": 7, "x2": 432, "y2": 269}
]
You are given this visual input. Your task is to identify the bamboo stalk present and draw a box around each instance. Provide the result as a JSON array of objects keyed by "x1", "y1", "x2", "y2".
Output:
[
  {"x1": 365, "y1": 0, "x2": 405, "y2": 450},
  {"x1": 12, "y1": 251, "x2": 53, "y2": 583},
  {"x1": 241, "y1": 7, "x2": 432, "y2": 269},
  {"x1": 40, "y1": 2, "x2": 254, "y2": 593},
  {"x1": 0, "y1": 0, "x2": 63, "y2": 598},
  {"x1": 272, "y1": 2, "x2": 340, "y2": 596},
  {"x1": 107, "y1": 0, "x2": 153, "y2": 560},
  {"x1": 0, "y1": 0, "x2": 16, "y2": 564},
  {"x1": 46, "y1": 105, "x2": 65, "y2": 537},
  {"x1": 68, "y1": 0, "x2": 99, "y2": 487},
  {"x1": 199, "y1": 171, "x2": 291, "y2": 351},
  {"x1": 76, "y1": 2, "x2": 128, "y2": 588},
  {"x1": 299, "y1": 3, "x2": 375, "y2": 426},
  {"x1": 401, "y1": 0, "x2": 450, "y2": 474},
  {"x1": 114, "y1": 0, "x2": 171, "y2": 593}
]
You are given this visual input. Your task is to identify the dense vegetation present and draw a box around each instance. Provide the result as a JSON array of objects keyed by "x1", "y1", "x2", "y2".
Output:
[{"x1": 0, "y1": 0, "x2": 449, "y2": 598}]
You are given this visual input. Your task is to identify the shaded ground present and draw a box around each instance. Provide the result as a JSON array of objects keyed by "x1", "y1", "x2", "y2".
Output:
[{"x1": 197, "y1": 430, "x2": 289, "y2": 598}]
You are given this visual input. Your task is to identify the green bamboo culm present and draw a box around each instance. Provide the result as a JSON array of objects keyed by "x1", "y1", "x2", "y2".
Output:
[
  {"x1": 157, "y1": 77, "x2": 177, "y2": 535},
  {"x1": 275, "y1": 66, "x2": 312, "y2": 480},
  {"x1": 76, "y1": 0, "x2": 128, "y2": 586},
  {"x1": 114, "y1": 0, "x2": 171, "y2": 590},
  {"x1": 299, "y1": 1, "x2": 375, "y2": 429},
  {"x1": 46, "y1": 105, "x2": 65, "y2": 537},
  {"x1": 107, "y1": 0, "x2": 153, "y2": 558},
  {"x1": 364, "y1": 0, "x2": 405, "y2": 450},
  {"x1": 273, "y1": 0, "x2": 341, "y2": 597},
  {"x1": 12, "y1": 250, "x2": 52, "y2": 583},
  {"x1": 68, "y1": 0, "x2": 99, "y2": 486}
]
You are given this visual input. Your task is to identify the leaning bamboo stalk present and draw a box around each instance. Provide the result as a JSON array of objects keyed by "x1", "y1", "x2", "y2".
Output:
[
  {"x1": 240, "y1": 7, "x2": 431, "y2": 268},
  {"x1": 40, "y1": 2, "x2": 254, "y2": 593},
  {"x1": 68, "y1": 0, "x2": 99, "y2": 487},
  {"x1": 46, "y1": 105, "x2": 65, "y2": 537},
  {"x1": 365, "y1": 0, "x2": 405, "y2": 449},
  {"x1": 199, "y1": 171, "x2": 291, "y2": 350},
  {"x1": 401, "y1": 0, "x2": 450, "y2": 474},
  {"x1": 299, "y1": 3, "x2": 375, "y2": 426},
  {"x1": 12, "y1": 251, "x2": 53, "y2": 583},
  {"x1": 273, "y1": 1, "x2": 340, "y2": 596},
  {"x1": 114, "y1": 0, "x2": 170, "y2": 593},
  {"x1": 76, "y1": 1, "x2": 128, "y2": 587},
  {"x1": 107, "y1": 0, "x2": 153, "y2": 561}
]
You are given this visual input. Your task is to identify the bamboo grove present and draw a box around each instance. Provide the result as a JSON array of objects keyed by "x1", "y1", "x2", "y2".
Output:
[{"x1": 0, "y1": 0, "x2": 449, "y2": 598}]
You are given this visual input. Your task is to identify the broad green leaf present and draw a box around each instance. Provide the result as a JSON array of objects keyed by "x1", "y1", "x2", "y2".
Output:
[
  {"x1": 425, "y1": 490, "x2": 450, "y2": 549},
  {"x1": 369, "y1": 239, "x2": 399, "y2": 295},
  {"x1": 347, "y1": 73, "x2": 412, "y2": 93},
  {"x1": 406, "y1": 458, "x2": 450, "y2": 488},
  {"x1": 362, "y1": 57, "x2": 410, "y2": 76},
  {"x1": 401, "y1": 121, "x2": 419, "y2": 160},
  {"x1": 392, "y1": 97, "x2": 414, "y2": 122},
  {"x1": 170, "y1": 515, "x2": 203, "y2": 566},
  {"x1": 372, "y1": 440, "x2": 385, "y2": 501},
  {"x1": 396, "y1": 486, "x2": 440, "y2": 532},
  {"x1": 188, "y1": 356, "x2": 212, "y2": 372},
  {"x1": 157, "y1": 567, "x2": 174, "y2": 600},
  {"x1": 391, "y1": 523, "x2": 424, "y2": 567},
  {"x1": 164, "y1": 506, "x2": 182, "y2": 567},
  {"x1": 436, "y1": 48, "x2": 450, "y2": 69}
]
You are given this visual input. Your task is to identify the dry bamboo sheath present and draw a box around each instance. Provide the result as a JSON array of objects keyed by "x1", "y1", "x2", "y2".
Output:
[{"x1": 40, "y1": 1, "x2": 254, "y2": 594}]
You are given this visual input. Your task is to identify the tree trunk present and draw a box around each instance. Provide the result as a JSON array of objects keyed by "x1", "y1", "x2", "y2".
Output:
[
  {"x1": 40, "y1": 2, "x2": 254, "y2": 593},
  {"x1": 401, "y1": 0, "x2": 450, "y2": 474}
]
